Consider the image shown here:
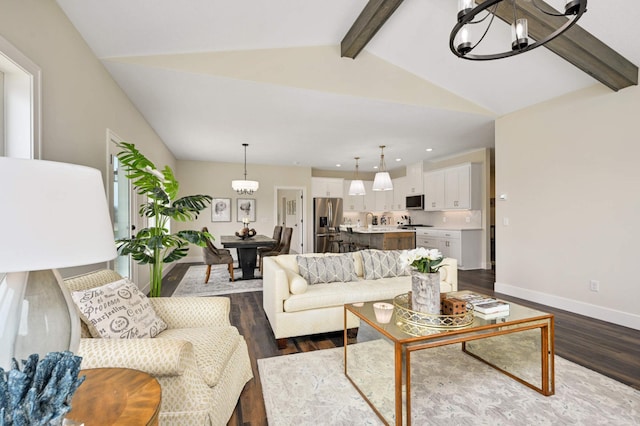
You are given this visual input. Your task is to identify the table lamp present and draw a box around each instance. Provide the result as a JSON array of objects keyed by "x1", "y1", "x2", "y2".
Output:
[{"x1": 0, "y1": 157, "x2": 117, "y2": 369}]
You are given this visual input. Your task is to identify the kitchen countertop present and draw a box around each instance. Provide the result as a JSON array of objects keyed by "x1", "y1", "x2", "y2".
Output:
[
  {"x1": 339, "y1": 225, "x2": 416, "y2": 234},
  {"x1": 339, "y1": 225, "x2": 483, "y2": 232},
  {"x1": 415, "y1": 226, "x2": 483, "y2": 231}
]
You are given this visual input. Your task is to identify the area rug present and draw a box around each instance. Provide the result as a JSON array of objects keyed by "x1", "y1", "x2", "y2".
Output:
[
  {"x1": 171, "y1": 264, "x2": 262, "y2": 297},
  {"x1": 258, "y1": 339, "x2": 639, "y2": 425}
]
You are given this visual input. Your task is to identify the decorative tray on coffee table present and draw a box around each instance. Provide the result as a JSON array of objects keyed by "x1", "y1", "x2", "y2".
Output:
[{"x1": 393, "y1": 293, "x2": 474, "y2": 335}]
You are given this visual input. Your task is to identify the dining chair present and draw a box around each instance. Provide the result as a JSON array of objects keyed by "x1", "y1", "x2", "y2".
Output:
[{"x1": 202, "y1": 227, "x2": 235, "y2": 282}]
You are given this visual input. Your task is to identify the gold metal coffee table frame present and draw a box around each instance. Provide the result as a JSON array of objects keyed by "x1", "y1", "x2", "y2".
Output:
[{"x1": 344, "y1": 291, "x2": 555, "y2": 426}]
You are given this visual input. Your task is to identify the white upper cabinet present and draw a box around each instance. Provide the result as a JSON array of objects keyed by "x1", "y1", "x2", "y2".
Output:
[
  {"x1": 345, "y1": 178, "x2": 407, "y2": 212},
  {"x1": 374, "y1": 188, "x2": 395, "y2": 211},
  {"x1": 311, "y1": 177, "x2": 344, "y2": 198},
  {"x1": 444, "y1": 164, "x2": 471, "y2": 209},
  {"x1": 406, "y1": 162, "x2": 424, "y2": 194},
  {"x1": 424, "y1": 170, "x2": 445, "y2": 211},
  {"x1": 343, "y1": 180, "x2": 364, "y2": 211},
  {"x1": 362, "y1": 181, "x2": 375, "y2": 211},
  {"x1": 392, "y1": 176, "x2": 407, "y2": 210},
  {"x1": 424, "y1": 163, "x2": 481, "y2": 211}
]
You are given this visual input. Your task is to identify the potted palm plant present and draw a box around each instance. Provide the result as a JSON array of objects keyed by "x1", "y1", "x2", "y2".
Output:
[{"x1": 114, "y1": 142, "x2": 212, "y2": 296}]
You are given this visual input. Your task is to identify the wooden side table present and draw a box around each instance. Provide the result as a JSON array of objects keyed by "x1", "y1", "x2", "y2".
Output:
[{"x1": 66, "y1": 368, "x2": 161, "y2": 426}]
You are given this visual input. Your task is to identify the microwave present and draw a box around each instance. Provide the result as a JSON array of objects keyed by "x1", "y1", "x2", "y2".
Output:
[{"x1": 406, "y1": 194, "x2": 424, "y2": 210}]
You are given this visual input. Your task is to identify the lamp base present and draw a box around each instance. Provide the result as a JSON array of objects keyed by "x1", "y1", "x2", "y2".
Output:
[{"x1": 0, "y1": 270, "x2": 80, "y2": 369}]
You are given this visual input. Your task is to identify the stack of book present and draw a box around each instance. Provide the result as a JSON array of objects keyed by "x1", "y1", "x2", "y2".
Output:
[{"x1": 456, "y1": 293, "x2": 510, "y2": 319}]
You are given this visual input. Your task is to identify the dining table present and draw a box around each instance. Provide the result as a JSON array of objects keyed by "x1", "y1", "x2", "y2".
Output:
[{"x1": 220, "y1": 234, "x2": 276, "y2": 280}]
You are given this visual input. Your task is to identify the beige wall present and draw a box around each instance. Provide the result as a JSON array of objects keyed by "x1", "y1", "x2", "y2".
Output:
[
  {"x1": 495, "y1": 84, "x2": 640, "y2": 330},
  {"x1": 174, "y1": 160, "x2": 312, "y2": 261},
  {"x1": 0, "y1": 0, "x2": 175, "y2": 283}
]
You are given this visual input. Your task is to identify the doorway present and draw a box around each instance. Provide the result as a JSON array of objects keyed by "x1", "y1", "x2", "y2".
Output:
[
  {"x1": 276, "y1": 187, "x2": 304, "y2": 254},
  {"x1": 106, "y1": 130, "x2": 136, "y2": 281}
]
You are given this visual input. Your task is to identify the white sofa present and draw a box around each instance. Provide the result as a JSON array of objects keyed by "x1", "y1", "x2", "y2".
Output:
[{"x1": 262, "y1": 251, "x2": 457, "y2": 348}]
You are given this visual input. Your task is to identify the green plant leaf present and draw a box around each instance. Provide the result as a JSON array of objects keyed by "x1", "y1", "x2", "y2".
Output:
[
  {"x1": 163, "y1": 245, "x2": 189, "y2": 263},
  {"x1": 176, "y1": 230, "x2": 209, "y2": 246}
]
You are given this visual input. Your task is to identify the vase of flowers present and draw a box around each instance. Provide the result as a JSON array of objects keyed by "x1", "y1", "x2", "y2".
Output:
[{"x1": 400, "y1": 248, "x2": 445, "y2": 315}]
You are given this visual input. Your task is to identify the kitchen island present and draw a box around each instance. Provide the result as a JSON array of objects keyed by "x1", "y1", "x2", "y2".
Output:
[{"x1": 339, "y1": 226, "x2": 415, "y2": 251}]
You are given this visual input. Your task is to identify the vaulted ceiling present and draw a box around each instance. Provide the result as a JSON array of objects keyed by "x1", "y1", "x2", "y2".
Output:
[{"x1": 56, "y1": 0, "x2": 638, "y2": 172}]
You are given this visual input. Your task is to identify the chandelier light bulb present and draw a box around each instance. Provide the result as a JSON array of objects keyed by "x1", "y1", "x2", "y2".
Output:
[
  {"x1": 457, "y1": 0, "x2": 474, "y2": 20},
  {"x1": 511, "y1": 18, "x2": 529, "y2": 50},
  {"x1": 457, "y1": 27, "x2": 472, "y2": 55}
]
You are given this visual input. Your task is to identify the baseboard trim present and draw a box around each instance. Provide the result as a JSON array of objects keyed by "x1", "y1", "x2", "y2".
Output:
[{"x1": 495, "y1": 282, "x2": 640, "y2": 331}]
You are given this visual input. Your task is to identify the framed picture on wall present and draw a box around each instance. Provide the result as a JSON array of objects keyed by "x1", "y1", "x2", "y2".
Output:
[
  {"x1": 237, "y1": 198, "x2": 256, "y2": 222},
  {"x1": 211, "y1": 198, "x2": 231, "y2": 222}
]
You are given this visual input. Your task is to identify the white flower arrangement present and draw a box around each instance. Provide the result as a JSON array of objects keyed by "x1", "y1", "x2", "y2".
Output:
[{"x1": 399, "y1": 247, "x2": 445, "y2": 273}]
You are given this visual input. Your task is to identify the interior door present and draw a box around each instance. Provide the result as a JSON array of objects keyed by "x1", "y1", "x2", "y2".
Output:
[{"x1": 277, "y1": 188, "x2": 304, "y2": 254}]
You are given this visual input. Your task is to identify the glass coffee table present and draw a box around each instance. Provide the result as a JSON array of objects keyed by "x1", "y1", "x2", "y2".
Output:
[{"x1": 343, "y1": 291, "x2": 554, "y2": 425}]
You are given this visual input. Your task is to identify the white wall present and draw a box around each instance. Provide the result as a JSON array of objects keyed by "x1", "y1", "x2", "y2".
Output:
[
  {"x1": 0, "y1": 0, "x2": 175, "y2": 283},
  {"x1": 174, "y1": 160, "x2": 312, "y2": 261},
  {"x1": 495, "y1": 84, "x2": 640, "y2": 330}
]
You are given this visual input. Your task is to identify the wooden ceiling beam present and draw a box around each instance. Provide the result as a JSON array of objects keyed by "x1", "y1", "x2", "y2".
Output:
[
  {"x1": 478, "y1": 0, "x2": 637, "y2": 91},
  {"x1": 341, "y1": 0, "x2": 404, "y2": 59}
]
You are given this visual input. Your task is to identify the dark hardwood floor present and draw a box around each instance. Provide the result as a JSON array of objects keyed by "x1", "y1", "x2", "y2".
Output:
[{"x1": 163, "y1": 264, "x2": 640, "y2": 426}]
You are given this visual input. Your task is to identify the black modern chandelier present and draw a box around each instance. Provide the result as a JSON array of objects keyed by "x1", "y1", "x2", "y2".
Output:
[{"x1": 450, "y1": 0, "x2": 587, "y2": 60}]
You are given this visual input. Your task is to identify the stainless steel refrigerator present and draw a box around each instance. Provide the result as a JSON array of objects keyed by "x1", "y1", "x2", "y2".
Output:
[{"x1": 313, "y1": 197, "x2": 343, "y2": 253}]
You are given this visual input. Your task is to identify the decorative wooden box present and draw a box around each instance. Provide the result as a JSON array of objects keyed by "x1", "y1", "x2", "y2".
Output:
[{"x1": 441, "y1": 297, "x2": 468, "y2": 315}]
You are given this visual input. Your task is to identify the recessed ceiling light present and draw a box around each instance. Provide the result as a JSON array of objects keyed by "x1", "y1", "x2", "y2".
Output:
[
  {"x1": 373, "y1": 165, "x2": 379, "y2": 169},
  {"x1": 395, "y1": 158, "x2": 402, "y2": 162},
  {"x1": 426, "y1": 148, "x2": 433, "y2": 152},
  {"x1": 336, "y1": 164, "x2": 341, "y2": 167}
]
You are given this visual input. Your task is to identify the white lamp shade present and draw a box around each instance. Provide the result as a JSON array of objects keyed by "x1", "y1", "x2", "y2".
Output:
[
  {"x1": 372, "y1": 172, "x2": 393, "y2": 191},
  {"x1": 348, "y1": 179, "x2": 366, "y2": 196},
  {"x1": 231, "y1": 179, "x2": 259, "y2": 192},
  {"x1": 0, "y1": 157, "x2": 117, "y2": 272}
]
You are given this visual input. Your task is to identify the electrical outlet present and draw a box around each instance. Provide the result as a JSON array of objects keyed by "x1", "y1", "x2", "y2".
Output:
[
  {"x1": 465, "y1": 216, "x2": 471, "y2": 223},
  {"x1": 503, "y1": 217, "x2": 509, "y2": 226},
  {"x1": 589, "y1": 280, "x2": 600, "y2": 292},
  {"x1": 442, "y1": 217, "x2": 447, "y2": 223}
]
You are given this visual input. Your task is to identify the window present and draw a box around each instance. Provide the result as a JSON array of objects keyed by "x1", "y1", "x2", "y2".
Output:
[{"x1": 0, "y1": 35, "x2": 41, "y2": 159}]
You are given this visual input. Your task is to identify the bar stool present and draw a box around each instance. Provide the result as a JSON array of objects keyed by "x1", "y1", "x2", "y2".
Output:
[
  {"x1": 327, "y1": 232, "x2": 343, "y2": 253},
  {"x1": 344, "y1": 227, "x2": 369, "y2": 252},
  {"x1": 339, "y1": 231, "x2": 353, "y2": 253}
]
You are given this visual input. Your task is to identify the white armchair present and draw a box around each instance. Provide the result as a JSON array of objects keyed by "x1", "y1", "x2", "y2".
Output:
[{"x1": 64, "y1": 269, "x2": 252, "y2": 426}]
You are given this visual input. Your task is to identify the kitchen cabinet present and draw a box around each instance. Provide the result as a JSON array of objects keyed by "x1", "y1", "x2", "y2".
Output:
[
  {"x1": 406, "y1": 162, "x2": 424, "y2": 194},
  {"x1": 343, "y1": 180, "x2": 375, "y2": 211},
  {"x1": 312, "y1": 177, "x2": 344, "y2": 198},
  {"x1": 444, "y1": 164, "x2": 474, "y2": 209},
  {"x1": 343, "y1": 180, "x2": 362, "y2": 212},
  {"x1": 374, "y1": 188, "x2": 394, "y2": 211},
  {"x1": 344, "y1": 178, "x2": 406, "y2": 212},
  {"x1": 392, "y1": 176, "x2": 407, "y2": 210},
  {"x1": 424, "y1": 170, "x2": 445, "y2": 210},
  {"x1": 362, "y1": 181, "x2": 375, "y2": 211},
  {"x1": 423, "y1": 163, "x2": 481, "y2": 211},
  {"x1": 415, "y1": 228, "x2": 482, "y2": 270}
]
